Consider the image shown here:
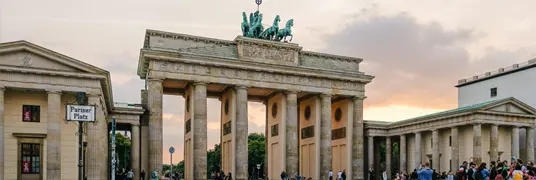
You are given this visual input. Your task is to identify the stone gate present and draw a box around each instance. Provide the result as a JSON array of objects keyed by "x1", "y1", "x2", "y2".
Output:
[{"x1": 137, "y1": 29, "x2": 374, "y2": 179}]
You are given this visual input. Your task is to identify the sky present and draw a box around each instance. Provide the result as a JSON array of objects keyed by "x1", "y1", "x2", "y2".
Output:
[{"x1": 2, "y1": 0, "x2": 536, "y2": 164}]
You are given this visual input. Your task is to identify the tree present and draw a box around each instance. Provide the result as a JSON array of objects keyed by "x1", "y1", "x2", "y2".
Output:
[
  {"x1": 111, "y1": 132, "x2": 131, "y2": 171},
  {"x1": 248, "y1": 133, "x2": 266, "y2": 178},
  {"x1": 207, "y1": 143, "x2": 221, "y2": 177}
]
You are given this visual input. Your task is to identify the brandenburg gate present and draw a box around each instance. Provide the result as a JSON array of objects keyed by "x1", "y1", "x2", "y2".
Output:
[{"x1": 137, "y1": 27, "x2": 373, "y2": 179}]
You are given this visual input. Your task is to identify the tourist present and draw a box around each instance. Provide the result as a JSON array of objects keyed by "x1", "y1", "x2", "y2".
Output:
[
  {"x1": 281, "y1": 171, "x2": 287, "y2": 180},
  {"x1": 467, "y1": 162, "x2": 475, "y2": 180},
  {"x1": 141, "y1": 170, "x2": 146, "y2": 180},
  {"x1": 329, "y1": 170, "x2": 333, "y2": 180},
  {"x1": 370, "y1": 168, "x2": 376, "y2": 180},
  {"x1": 214, "y1": 172, "x2": 223, "y2": 180},
  {"x1": 127, "y1": 169, "x2": 134, "y2": 180},
  {"x1": 337, "y1": 170, "x2": 342, "y2": 180},
  {"x1": 383, "y1": 170, "x2": 387, "y2": 180},
  {"x1": 341, "y1": 170, "x2": 346, "y2": 180},
  {"x1": 151, "y1": 169, "x2": 159, "y2": 180},
  {"x1": 418, "y1": 162, "x2": 433, "y2": 180},
  {"x1": 411, "y1": 169, "x2": 418, "y2": 180},
  {"x1": 225, "y1": 172, "x2": 232, "y2": 180},
  {"x1": 489, "y1": 161, "x2": 497, "y2": 179},
  {"x1": 512, "y1": 165, "x2": 524, "y2": 180},
  {"x1": 432, "y1": 169, "x2": 438, "y2": 180},
  {"x1": 447, "y1": 171, "x2": 454, "y2": 180}
]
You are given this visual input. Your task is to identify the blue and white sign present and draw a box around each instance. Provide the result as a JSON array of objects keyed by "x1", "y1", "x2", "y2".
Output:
[{"x1": 169, "y1": 146, "x2": 175, "y2": 154}]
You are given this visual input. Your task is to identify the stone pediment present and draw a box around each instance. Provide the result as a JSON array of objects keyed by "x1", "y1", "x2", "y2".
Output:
[
  {"x1": 0, "y1": 41, "x2": 108, "y2": 74},
  {"x1": 481, "y1": 98, "x2": 536, "y2": 115}
]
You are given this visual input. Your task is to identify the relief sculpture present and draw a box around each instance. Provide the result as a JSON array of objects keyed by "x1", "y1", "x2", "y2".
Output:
[{"x1": 242, "y1": 45, "x2": 294, "y2": 62}]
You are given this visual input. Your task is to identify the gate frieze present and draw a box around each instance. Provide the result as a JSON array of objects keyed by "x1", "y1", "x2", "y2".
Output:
[{"x1": 149, "y1": 59, "x2": 369, "y2": 96}]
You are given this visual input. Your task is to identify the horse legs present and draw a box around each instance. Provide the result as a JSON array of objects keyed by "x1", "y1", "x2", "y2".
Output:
[{"x1": 289, "y1": 35, "x2": 293, "y2": 42}]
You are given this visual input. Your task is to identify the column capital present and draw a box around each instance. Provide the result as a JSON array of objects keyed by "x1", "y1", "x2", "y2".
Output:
[
  {"x1": 147, "y1": 78, "x2": 164, "y2": 82},
  {"x1": 193, "y1": 81, "x2": 208, "y2": 86},
  {"x1": 46, "y1": 89, "x2": 62, "y2": 94},
  {"x1": 352, "y1": 96, "x2": 367, "y2": 101},
  {"x1": 235, "y1": 85, "x2": 248, "y2": 90},
  {"x1": 284, "y1": 90, "x2": 299, "y2": 94},
  {"x1": 320, "y1": 93, "x2": 332, "y2": 98}
]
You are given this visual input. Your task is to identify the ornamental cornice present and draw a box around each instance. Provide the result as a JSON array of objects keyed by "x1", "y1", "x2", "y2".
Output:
[
  {"x1": 300, "y1": 51, "x2": 363, "y2": 63},
  {"x1": 145, "y1": 29, "x2": 236, "y2": 48},
  {"x1": 0, "y1": 65, "x2": 108, "y2": 80},
  {"x1": 234, "y1": 36, "x2": 302, "y2": 51}
]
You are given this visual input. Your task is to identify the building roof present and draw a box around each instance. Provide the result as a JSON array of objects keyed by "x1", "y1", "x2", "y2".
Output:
[
  {"x1": 391, "y1": 97, "x2": 509, "y2": 125},
  {"x1": 456, "y1": 58, "x2": 536, "y2": 87},
  {"x1": 365, "y1": 97, "x2": 536, "y2": 128}
]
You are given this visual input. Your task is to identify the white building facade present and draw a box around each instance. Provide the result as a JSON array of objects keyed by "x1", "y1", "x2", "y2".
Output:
[{"x1": 457, "y1": 58, "x2": 536, "y2": 162}]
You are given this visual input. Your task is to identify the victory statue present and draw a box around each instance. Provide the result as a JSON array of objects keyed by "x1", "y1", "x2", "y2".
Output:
[{"x1": 241, "y1": 0, "x2": 294, "y2": 42}]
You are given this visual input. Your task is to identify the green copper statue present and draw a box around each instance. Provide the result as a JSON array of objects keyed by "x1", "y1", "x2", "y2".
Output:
[
  {"x1": 241, "y1": 10, "x2": 294, "y2": 42},
  {"x1": 275, "y1": 19, "x2": 294, "y2": 42},
  {"x1": 260, "y1": 15, "x2": 280, "y2": 40}
]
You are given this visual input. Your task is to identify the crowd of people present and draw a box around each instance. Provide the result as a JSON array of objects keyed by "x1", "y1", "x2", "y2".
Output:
[{"x1": 370, "y1": 157, "x2": 536, "y2": 180}]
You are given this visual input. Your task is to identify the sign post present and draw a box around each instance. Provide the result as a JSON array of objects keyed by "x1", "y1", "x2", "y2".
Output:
[
  {"x1": 66, "y1": 92, "x2": 96, "y2": 180},
  {"x1": 111, "y1": 117, "x2": 116, "y2": 180},
  {"x1": 169, "y1": 146, "x2": 175, "y2": 179}
]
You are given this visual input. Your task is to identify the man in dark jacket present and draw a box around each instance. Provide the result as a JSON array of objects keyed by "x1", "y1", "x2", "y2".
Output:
[
  {"x1": 369, "y1": 168, "x2": 376, "y2": 180},
  {"x1": 411, "y1": 169, "x2": 418, "y2": 180}
]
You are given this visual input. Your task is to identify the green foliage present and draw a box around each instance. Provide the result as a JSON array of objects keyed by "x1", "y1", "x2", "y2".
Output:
[
  {"x1": 207, "y1": 143, "x2": 221, "y2": 176},
  {"x1": 248, "y1": 133, "x2": 265, "y2": 177},
  {"x1": 111, "y1": 132, "x2": 131, "y2": 171},
  {"x1": 379, "y1": 141, "x2": 400, "y2": 177}
]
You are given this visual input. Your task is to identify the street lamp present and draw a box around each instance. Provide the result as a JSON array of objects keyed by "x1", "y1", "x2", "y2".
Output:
[{"x1": 256, "y1": 164, "x2": 261, "y2": 179}]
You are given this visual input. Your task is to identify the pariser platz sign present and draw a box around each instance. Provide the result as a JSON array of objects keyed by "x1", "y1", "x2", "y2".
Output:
[{"x1": 66, "y1": 104, "x2": 96, "y2": 122}]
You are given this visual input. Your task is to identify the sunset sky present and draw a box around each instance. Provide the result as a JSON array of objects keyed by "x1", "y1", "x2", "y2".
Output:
[{"x1": 2, "y1": 0, "x2": 536, "y2": 164}]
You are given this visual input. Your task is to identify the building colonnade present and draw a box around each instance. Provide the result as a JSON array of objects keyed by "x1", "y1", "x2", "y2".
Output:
[
  {"x1": 141, "y1": 79, "x2": 368, "y2": 179},
  {"x1": 367, "y1": 124, "x2": 535, "y2": 179}
]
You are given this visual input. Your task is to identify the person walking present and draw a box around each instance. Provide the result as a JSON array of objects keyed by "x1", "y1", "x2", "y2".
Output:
[
  {"x1": 127, "y1": 169, "x2": 134, "y2": 180},
  {"x1": 329, "y1": 170, "x2": 333, "y2": 180},
  {"x1": 341, "y1": 170, "x2": 347, "y2": 180},
  {"x1": 337, "y1": 170, "x2": 342, "y2": 180},
  {"x1": 140, "y1": 170, "x2": 146, "y2": 180},
  {"x1": 370, "y1": 168, "x2": 376, "y2": 180},
  {"x1": 151, "y1": 169, "x2": 159, "y2": 180}
]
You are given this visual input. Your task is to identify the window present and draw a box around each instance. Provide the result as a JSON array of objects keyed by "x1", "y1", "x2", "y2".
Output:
[
  {"x1": 21, "y1": 143, "x2": 40, "y2": 174},
  {"x1": 449, "y1": 136, "x2": 452, "y2": 147},
  {"x1": 490, "y1": 87, "x2": 497, "y2": 97},
  {"x1": 431, "y1": 138, "x2": 433, "y2": 148},
  {"x1": 22, "y1": 105, "x2": 40, "y2": 122}
]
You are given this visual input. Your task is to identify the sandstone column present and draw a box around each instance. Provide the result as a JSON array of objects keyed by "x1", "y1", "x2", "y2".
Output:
[
  {"x1": 386, "y1": 137, "x2": 392, "y2": 179},
  {"x1": 526, "y1": 127, "x2": 535, "y2": 161},
  {"x1": 414, "y1": 132, "x2": 422, "y2": 169},
  {"x1": 235, "y1": 86, "x2": 248, "y2": 179},
  {"x1": 451, "y1": 127, "x2": 459, "y2": 171},
  {"x1": 285, "y1": 91, "x2": 298, "y2": 176},
  {"x1": 148, "y1": 79, "x2": 163, "y2": 173},
  {"x1": 47, "y1": 90, "x2": 62, "y2": 179},
  {"x1": 87, "y1": 93, "x2": 107, "y2": 180},
  {"x1": 0, "y1": 87, "x2": 4, "y2": 178},
  {"x1": 140, "y1": 89, "x2": 149, "y2": 178},
  {"x1": 352, "y1": 97, "x2": 365, "y2": 180},
  {"x1": 473, "y1": 124, "x2": 482, "y2": 164},
  {"x1": 400, "y1": 135, "x2": 406, "y2": 174},
  {"x1": 490, "y1": 124, "x2": 499, "y2": 162},
  {"x1": 131, "y1": 124, "x2": 141, "y2": 179},
  {"x1": 368, "y1": 136, "x2": 374, "y2": 178},
  {"x1": 319, "y1": 94, "x2": 332, "y2": 179},
  {"x1": 512, "y1": 126, "x2": 520, "y2": 158},
  {"x1": 193, "y1": 82, "x2": 208, "y2": 179},
  {"x1": 432, "y1": 129, "x2": 439, "y2": 169}
]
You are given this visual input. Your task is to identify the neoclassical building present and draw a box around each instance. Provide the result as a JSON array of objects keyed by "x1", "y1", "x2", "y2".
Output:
[
  {"x1": 364, "y1": 97, "x2": 536, "y2": 179},
  {"x1": 0, "y1": 41, "x2": 143, "y2": 180}
]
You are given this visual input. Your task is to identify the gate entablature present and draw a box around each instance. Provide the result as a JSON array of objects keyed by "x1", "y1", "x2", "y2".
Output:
[{"x1": 137, "y1": 29, "x2": 373, "y2": 96}]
